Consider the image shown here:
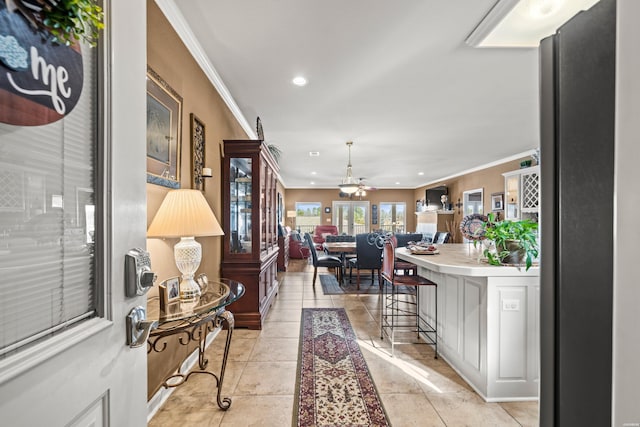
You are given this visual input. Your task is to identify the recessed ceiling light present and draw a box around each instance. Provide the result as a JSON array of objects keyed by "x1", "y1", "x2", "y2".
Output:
[
  {"x1": 396, "y1": 182, "x2": 401, "y2": 185},
  {"x1": 292, "y1": 76, "x2": 307, "y2": 86},
  {"x1": 309, "y1": 151, "x2": 320, "y2": 157},
  {"x1": 418, "y1": 172, "x2": 424, "y2": 176},
  {"x1": 311, "y1": 171, "x2": 317, "y2": 175},
  {"x1": 310, "y1": 181, "x2": 315, "y2": 185}
]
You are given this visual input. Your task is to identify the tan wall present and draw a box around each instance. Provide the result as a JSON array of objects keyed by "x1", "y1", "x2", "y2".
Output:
[
  {"x1": 414, "y1": 157, "x2": 533, "y2": 242},
  {"x1": 284, "y1": 188, "x2": 417, "y2": 231},
  {"x1": 146, "y1": 0, "x2": 249, "y2": 398}
]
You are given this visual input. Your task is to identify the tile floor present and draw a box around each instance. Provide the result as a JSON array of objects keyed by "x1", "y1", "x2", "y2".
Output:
[{"x1": 149, "y1": 261, "x2": 539, "y2": 427}]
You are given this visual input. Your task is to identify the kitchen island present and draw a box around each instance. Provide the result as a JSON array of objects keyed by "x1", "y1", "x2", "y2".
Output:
[{"x1": 395, "y1": 243, "x2": 539, "y2": 402}]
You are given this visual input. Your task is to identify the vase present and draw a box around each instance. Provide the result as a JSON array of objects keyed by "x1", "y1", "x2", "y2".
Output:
[{"x1": 499, "y1": 239, "x2": 525, "y2": 265}]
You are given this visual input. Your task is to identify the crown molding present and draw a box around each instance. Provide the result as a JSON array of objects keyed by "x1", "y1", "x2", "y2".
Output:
[
  {"x1": 465, "y1": 0, "x2": 520, "y2": 47},
  {"x1": 418, "y1": 149, "x2": 537, "y2": 188},
  {"x1": 154, "y1": 0, "x2": 256, "y2": 139}
]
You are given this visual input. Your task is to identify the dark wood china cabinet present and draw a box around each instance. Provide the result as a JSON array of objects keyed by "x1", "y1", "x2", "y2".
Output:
[{"x1": 221, "y1": 140, "x2": 279, "y2": 329}]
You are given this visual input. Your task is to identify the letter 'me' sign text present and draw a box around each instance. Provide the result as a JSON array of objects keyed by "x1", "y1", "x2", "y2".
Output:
[{"x1": 0, "y1": 1, "x2": 83, "y2": 126}]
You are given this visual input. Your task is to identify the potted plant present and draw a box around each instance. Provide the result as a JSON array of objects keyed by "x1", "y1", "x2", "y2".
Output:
[{"x1": 478, "y1": 213, "x2": 539, "y2": 270}]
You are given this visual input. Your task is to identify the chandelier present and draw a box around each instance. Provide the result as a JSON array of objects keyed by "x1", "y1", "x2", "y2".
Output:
[{"x1": 338, "y1": 141, "x2": 360, "y2": 194}]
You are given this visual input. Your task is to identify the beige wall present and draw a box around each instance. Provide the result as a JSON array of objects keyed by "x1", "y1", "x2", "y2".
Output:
[
  {"x1": 283, "y1": 157, "x2": 534, "y2": 240},
  {"x1": 146, "y1": 0, "x2": 248, "y2": 284},
  {"x1": 414, "y1": 157, "x2": 532, "y2": 242},
  {"x1": 146, "y1": 0, "x2": 249, "y2": 397},
  {"x1": 284, "y1": 188, "x2": 417, "y2": 231}
]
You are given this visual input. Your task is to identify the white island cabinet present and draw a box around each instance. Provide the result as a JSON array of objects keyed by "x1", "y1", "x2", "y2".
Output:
[{"x1": 395, "y1": 244, "x2": 539, "y2": 402}]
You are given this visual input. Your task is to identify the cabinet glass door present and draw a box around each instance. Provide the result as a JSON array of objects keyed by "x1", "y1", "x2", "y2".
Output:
[
  {"x1": 229, "y1": 157, "x2": 252, "y2": 254},
  {"x1": 505, "y1": 175, "x2": 519, "y2": 220}
]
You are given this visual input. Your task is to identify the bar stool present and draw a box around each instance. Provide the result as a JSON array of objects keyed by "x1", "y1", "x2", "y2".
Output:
[
  {"x1": 390, "y1": 235, "x2": 418, "y2": 276},
  {"x1": 380, "y1": 236, "x2": 438, "y2": 358}
]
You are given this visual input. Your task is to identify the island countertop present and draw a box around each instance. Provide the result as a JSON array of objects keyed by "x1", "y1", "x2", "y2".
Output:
[
  {"x1": 394, "y1": 243, "x2": 540, "y2": 402},
  {"x1": 395, "y1": 243, "x2": 539, "y2": 277}
]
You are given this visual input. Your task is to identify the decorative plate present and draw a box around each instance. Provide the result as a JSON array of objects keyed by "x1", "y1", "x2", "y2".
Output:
[{"x1": 459, "y1": 214, "x2": 488, "y2": 241}]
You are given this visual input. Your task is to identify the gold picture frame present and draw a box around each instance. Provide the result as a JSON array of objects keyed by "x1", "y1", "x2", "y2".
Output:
[{"x1": 146, "y1": 66, "x2": 182, "y2": 188}]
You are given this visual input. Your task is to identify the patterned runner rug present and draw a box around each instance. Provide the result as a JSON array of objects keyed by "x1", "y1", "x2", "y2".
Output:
[{"x1": 294, "y1": 308, "x2": 390, "y2": 426}]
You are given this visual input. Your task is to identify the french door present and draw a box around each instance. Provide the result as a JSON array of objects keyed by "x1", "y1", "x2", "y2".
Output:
[{"x1": 332, "y1": 201, "x2": 369, "y2": 235}]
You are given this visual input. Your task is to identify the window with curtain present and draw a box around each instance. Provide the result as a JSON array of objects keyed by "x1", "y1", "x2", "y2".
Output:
[
  {"x1": 0, "y1": 47, "x2": 99, "y2": 359},
  {"x1": 379, "y1": 202, "x2": 406, "y2": 233}
]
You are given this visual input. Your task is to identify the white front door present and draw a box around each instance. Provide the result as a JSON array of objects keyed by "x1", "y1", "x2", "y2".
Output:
[{"x1": 0, "y1": 2, "x2": 149, "y2": 425}]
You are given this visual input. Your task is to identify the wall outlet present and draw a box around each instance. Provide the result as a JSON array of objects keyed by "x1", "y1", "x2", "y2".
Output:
[{"x1": 502, "y1": 299, "x2": 520, "y2": 311}]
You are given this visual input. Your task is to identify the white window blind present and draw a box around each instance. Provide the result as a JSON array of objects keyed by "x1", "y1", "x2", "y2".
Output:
[{"x1": 0, "y1": 47, "x2": 98, "y2": 358}]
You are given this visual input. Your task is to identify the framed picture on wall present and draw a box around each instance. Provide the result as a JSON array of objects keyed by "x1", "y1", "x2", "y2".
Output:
[
  {"x1": 146, "y1": 66, "x2": 182, "y2": 189},
  {"x1": 491, "y1": 192, "x2": 504, "y2": 211}
]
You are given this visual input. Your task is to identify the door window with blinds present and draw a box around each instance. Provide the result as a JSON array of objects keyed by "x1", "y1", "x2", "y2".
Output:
[{"x1": 0, "y1": 47, "x2": 99, "y2": 359}]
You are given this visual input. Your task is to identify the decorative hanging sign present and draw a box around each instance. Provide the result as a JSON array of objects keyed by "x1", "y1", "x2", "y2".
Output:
[{"x1": 0, "y1": 0, "x2": 83, "y2": 126}]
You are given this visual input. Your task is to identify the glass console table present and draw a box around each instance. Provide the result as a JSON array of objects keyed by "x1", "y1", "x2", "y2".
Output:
[{"x1": 147, "y1": 278, "x2": 245, "y2": 410}]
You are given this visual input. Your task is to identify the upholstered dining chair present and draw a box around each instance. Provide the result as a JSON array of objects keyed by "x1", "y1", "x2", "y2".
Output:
[
  {"x1": 323, "y1": 234, "x2": 356, "y2": 258},
  {"x1": 433, "y1": 231, "x2": 451, "y2": 244},
  {"x1": 304, "y1": 233, "x2": 344, "y2": 287},
  {"x1": 348, "y1": 233, "x2": 383, "y2": 290},
  {"x1": 394, "y1": 232, "x2": 423, "y2": 248}
]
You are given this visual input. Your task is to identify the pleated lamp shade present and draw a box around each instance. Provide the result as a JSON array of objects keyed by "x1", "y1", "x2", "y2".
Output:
[{"x1": 147, "y1": 189, "x2": 224, "y2": 238}]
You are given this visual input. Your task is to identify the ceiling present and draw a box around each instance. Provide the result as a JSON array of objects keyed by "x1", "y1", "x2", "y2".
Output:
[{"x1": 160, "y1": 0, "x2": 541, "y2": 190}]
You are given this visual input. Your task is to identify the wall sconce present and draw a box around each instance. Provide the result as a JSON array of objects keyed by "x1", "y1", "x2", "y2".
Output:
[{"x1": 202, "y1": 168, "x2": 213, "y2": 178}]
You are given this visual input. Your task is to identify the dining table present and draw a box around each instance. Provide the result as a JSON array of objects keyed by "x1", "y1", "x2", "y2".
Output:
[{"x1": 322, "y1": 241, "x2": 357, "y2": 283}]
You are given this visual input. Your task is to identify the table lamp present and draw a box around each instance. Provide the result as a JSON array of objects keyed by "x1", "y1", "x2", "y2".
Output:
[{"x1": 147, "y1": 189, "x2": 224, "y2": 301}]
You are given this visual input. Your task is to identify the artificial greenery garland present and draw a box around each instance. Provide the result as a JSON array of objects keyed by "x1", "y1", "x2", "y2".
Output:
[{"x1": 6, "y1": 0, "x2": 104, "y2": 47}]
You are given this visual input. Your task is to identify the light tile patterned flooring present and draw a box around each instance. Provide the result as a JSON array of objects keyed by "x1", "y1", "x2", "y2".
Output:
[{"x1": 149, "y1": 261, "x2": 539, "y2": 426}]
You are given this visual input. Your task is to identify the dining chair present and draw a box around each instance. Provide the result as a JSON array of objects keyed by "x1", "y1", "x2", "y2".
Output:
[
  {"x1": 380, "y1": 236, "x2": 438, "y2": 358},
  {"x1": 433, "y1": 231, "x2": 451, "y2": 244},
  {"x1": 304, "y1": 233, "x2": 344, "y2": 286},
  {"x1": 348, "y1": 233, "x2": 383, "y2": 290},
  {"x1": 323, "y1": 234, "x2": 356, "y2": 258},
  {"x1": 394, "y1": 232, "x2": 423, "y2": 248}
]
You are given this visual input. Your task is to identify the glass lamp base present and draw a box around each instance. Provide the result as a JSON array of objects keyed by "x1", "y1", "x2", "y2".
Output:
[
  {"x1": 174, "y1": 237, "x2": 202, "y2": 302},
  {"x1": 179, "y1": 277, "x2": 200, "y2": 302}
]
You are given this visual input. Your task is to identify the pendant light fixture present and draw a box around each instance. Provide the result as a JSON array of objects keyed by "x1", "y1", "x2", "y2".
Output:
[{"x1": 338, "y1": 141, "x2": 360, "y2": 194}]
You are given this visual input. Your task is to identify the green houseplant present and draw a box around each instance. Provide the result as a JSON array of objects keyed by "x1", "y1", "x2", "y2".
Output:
[{"x1": 479, "y1": 213, "x2": 539, "y2": 270}]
